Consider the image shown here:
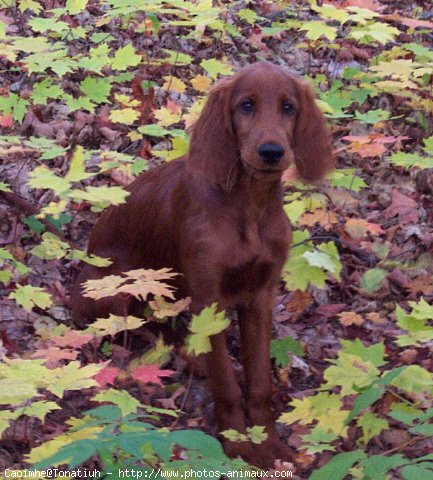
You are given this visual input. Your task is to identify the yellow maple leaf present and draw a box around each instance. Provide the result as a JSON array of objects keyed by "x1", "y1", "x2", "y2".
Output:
[
  {"x1": 154, "y1": 106, "x2": 181, "y2": 127},
  {"x1": 163, "y1": 76, "x2": 186, "y2": 94},
  {"x1": 191, "y1": 75, "x2": 212, "y2": 92},
  {"x1": 109, "y1": 108, "x2": 140, "y2": 125}
]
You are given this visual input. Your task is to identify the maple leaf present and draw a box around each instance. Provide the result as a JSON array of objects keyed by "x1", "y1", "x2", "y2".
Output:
[
  {"x1": 31, "y1": 347, "x2": 78, "y2": 367},
  {"x1": 162, "y1": 76, "x2": 186, "y2": 94},
  {"x1": 338, "y1": 311, "x2": 364, "y2": 327},
  {"x1": 93, "y1": 388, "x2": 141, "y2": 416},
  {"x1": 111, "y1": 44, "x2": 141, "y2": 71},
  {"x1": 345, "y1": 218, "x2": 384, "y2": 239},
  {"x1": 299, "y1": 209, "x2": 338, "y2": 231},
  {"x1": 9, "y1": 284, "x2": 52, "y2": 312},
  {"x1": 109, "y1": 108, "x2": 140, "y2": 124},
  {"x1": 50, "y1": 361, "x2": 108, "y2": 398},
  {"x1": 94, "y1": 366, "x2": 120, "y2": 386},
  {"x1": 149, "y1": 296, "x2": 191, "y2": 319},
  {"x1": 191, "y1": 75, "x2": 212, "y2": 92},
  {"x1": 186, "y1": 304, "x2": 230, "y2": 355},
  {"x1": 130, "y1": 364, "x2": 175, "y2": 385},
  {"x1": 119, "y1": 268, "x2": 178, "y2": 300},
  {"x1": 85, "y1": 314, "x2": 146, "y2": 336},
  {"x1": 383, "y1": 189, "x2": 419, "y2": 224},
  {"x1": 200, "y1": 58, "x2": 233, "y2": 79},
  {"x1": 52, "y1": 330, "x2": 93, "y2": 348}
]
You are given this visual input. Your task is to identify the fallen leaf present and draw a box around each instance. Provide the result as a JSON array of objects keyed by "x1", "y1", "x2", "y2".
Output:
[
  {"x1": 338, "y1": 311, "x2": 364, "y2": 326},
  {"x1": 130, "y1": 364, "x2": 175, "y2": 385},
  {"x1": 383, "y1": 189, "x2": 419, "y2": 224},
  {"x1": 95, "y1": 366, "x2": 121, "y2": 386}
]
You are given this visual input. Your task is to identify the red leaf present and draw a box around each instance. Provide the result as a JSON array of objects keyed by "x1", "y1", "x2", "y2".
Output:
[
  {"x1": 95, "y1": 366, "x2": 120, "y2": 386},
  {"x1": 130, "y1": 364, "x2": 174, "y2": 385},
  {"x1": 0, "y1": 114, "x2": 13, "y2": 128},
  {"x1": 383, "y1": 189, "x2": 419, "y2": 224}
]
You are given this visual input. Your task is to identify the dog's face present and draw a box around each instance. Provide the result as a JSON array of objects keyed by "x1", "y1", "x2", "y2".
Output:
[
  {"x1": 188, "y1": 61, "x2": 335, "y2": 190},
  {"x1": 230, "y1": 63, "x2": 299, "y2": 179}
]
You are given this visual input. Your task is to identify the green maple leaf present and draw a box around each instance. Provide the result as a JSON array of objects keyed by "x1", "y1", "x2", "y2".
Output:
[
  {"x1": 80, "y1": 77, "x2": 111, "y2": 104},
  {"x1": 324, "y1": 352, "x2": 379, "y2": 396},
  {"x1": 0, "y1": 181, "x2": 11, "y2": 193},
  {"x1": 340, "y1": 339, "x2": 386, "y2": 368},
  {"x1": 0, "y1": 379, "x2": 39, "y2": 404},
  {"x1": 357, "y1": 412, "x2": 388, "y2": 444},
  {"x1": 200, "y1": 58, "x2": 233, "y2": 79},
  {"x1": 93, "y1": 389, "x2": 141, "y2": 416},
  {"x1": 19, "y1": 0, "x2": 43, "y2": 13},
  {"x1": 31, "y1": 233, "x2": 69, "y2": 260},
  {"x1": 360, "y1": 268, "x2": 387, "y2": 293},
  {"x1": 284, "y1": 240, "x2": 328, "y2": 291},
  {"x1": 300, "y1": 21, "x2": 337, "y2": 41},
  {"x1": 389, "y1": 152, "x2": 433, "y2": 168},
  {"x1": 355, "y1": 109, "x2": 390, "y2": 124},
  {"x1": 330, "y1": 169, "x2": 367, "y2": 192},
  {"x1": 186, "y1": 304, "x2": 230, "y2": 355},
  {"x1": 160, "y1": 49, "x2": 192, "y2": 66},
  {"x1": 50, "y1": 361, "x2": 107, "y2": 398},
  {"x1": 310, "y1": 451, "x2": 366, "y2": 480},
  {"x1": 32, "y1": 79, "x2": 63, "y2": 104},
  {"x1": 9, "y1": 284, "x2": 52, "y2": 312},
  {"x1": 63, "y1": 93, "x2": 95, "y2": 113},
  {"x1": 65, "y1": 145, "x2": 93, "y2": 182},
  {"x1": 66, "y1": 0, "x2": 88, "y2": 14},
  {"x1": 271, "y1": 336, "x2": 303, "y2": 367},
  {"x1": 28, "y1": 17, "x2": 69, "y2": 33},
  {"x1": 349, "y1": 22, "x2": 399, "y2": 45},
  {"x1": 238, "y1": 8, "x2": 258, "y2": 24},
  {"x1": 29, "y1": 166, "x2": 71, "y2": 195},
  {"x1": 391, "y1": 365, "x2": 433, "y2": 395},
  {"x1": 312, "y1": 4, "x2": 350, "y2": 23},
  {"x1": 78, "y1": 44, "x2": 111, "y2": 73},
  {"x1": 423, "y1": 136, "x2": 433, "y2": 155},
  {"x1": 16, "y1": 401, "x2": 61, "y2": 421},
  {"x1": 111, "y1": 44, "x2": 141, "y2": 71},
  {"x1": 71, "y1": 185, "x2": 130, "y2": 211}
]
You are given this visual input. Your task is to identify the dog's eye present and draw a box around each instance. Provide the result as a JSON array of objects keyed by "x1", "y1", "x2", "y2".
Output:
[
  {"x1": 240, "y1": 99, "x2": 254, "y2": 113},
  {"x1": 282, "y1": 101, "x2": 295, "y2": 115}
]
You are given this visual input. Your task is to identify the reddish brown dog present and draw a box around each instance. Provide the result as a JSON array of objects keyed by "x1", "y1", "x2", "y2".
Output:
[{"x1": 71, "y1": 62, "x2": 335, "y2": 467}]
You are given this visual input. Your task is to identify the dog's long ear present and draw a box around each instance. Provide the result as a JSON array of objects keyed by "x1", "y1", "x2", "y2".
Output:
[
  {"x1": 292, "y1": 79, "x2": 335, "y2": 182},
  {"x1": 187, "y1": 77, "x2": 239, "y2": 191}
]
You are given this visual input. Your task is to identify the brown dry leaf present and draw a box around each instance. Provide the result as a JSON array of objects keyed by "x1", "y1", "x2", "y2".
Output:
[
  {"x1": 407, "y1": 275, "x2": 433, "y2": 296},
  {"x1": 399, "y1": 348, "x2": 418, "y2": 365},
  {"x1": 383, "y1": 189, "x2": 419, "y2": 224},
  {"x1": 158, "y1": 386, "x2": 186, "y2": 410},
  {"x1": 284, "y1": 290, "x2": 312, "y2": 317},
  {"x1": 345, "y1": 218, "x2": 384, "y2": 240},
  {"x1": 299, "y1": 209, "x2": 338, "y2": 231},
  {"x1": 366, "y1": 312, "x2": 386, "y2": 325},
  {"x1": 338, "y1": 311, "x2": 364, "y2": 326}
]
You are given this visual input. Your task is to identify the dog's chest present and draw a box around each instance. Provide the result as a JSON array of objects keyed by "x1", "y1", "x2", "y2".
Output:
[
  {"x1": 221, "y1": 256, "x2": 273, "y2": 296},
  {"x1": 219, "y1": 220, "x2": 289, "y2": 297}
]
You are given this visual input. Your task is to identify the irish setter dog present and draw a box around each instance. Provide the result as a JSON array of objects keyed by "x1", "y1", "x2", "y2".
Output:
[{"x1": 71, "y1": 61, "x2": 335, "y2": 467}]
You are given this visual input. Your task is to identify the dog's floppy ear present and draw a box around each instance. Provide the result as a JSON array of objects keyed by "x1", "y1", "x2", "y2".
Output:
[
  {"x1": 292, "y1": 79, "x2": 335, "y2": 182},
  {"x1": 187, "y1": 77, "x2": 239, "y2": 191}
]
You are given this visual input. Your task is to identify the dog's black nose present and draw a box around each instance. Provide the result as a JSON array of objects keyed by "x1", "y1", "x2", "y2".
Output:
[{"x1": 257, "y1": 143, "x2": 285, "y2": 165}]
